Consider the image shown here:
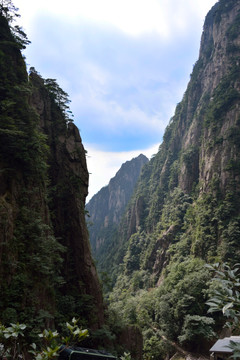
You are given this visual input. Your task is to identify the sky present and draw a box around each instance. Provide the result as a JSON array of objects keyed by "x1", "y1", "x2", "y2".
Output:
[{"x1": 13, "y1": 0, "x2": 217, "y2": 200}]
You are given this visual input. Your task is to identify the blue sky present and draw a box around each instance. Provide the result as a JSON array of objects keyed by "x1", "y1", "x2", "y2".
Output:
[{"x1": 14, "y1": 0, "x2": 217, "y2": 200}]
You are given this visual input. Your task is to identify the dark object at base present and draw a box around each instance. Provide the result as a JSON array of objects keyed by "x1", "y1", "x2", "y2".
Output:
[{"x1": 58, "y1": 346, "x2": 117, "y2": 360}]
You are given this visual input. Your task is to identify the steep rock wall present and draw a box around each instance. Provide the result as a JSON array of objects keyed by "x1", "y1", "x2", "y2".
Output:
[
  {"x1": 101, "y1": 0, "x2": 240, "y2": 282},
  {"x1": 0, "y1": 15, "x2": 104, "y2": 329}
]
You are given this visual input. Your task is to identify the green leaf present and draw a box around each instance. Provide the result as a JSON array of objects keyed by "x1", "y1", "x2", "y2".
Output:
[
  {"x1": 4, "y1": 333, "x2": 11, "y2": 339},
  {"x1": 72, "y1": 317, "x2": 77, "y2": 325},
  {"x1": 66, "y1": 322, "x2": 73, "y2": 331},
  {"x1": 223, "y1": 302, "x2": 233, "y2": 314}
]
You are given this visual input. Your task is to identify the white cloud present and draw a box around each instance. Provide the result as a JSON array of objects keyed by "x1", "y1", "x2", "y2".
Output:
[
  {"x1": 85, "y1": 143, "x2": 159, "y2": 201},
  {"x1": 13, "y1": 0, "x2": 218, "y2": 197},
  {"x1": 72, "y1": 90, "x2": 167, "y2": 135},
  {"x1": 15, "y1": 0, "x2": 217, "y2": 38}
]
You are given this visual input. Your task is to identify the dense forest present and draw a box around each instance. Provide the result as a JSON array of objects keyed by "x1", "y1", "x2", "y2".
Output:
[{"x1": 1, "y1": 0, "x2": 240, "y2": 359}]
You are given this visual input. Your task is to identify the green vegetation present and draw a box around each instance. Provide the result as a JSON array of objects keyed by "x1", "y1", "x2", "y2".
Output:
[
  {"x1": 213, "y1": 0, "x2": 238, "y2": 25},
  {"x1": 0, "y1": 1, "x2": 101, "y2": 351},
  {"x1": 207, "y1": 263, "x2": 240, "y2": 331},
  {"x1": 207, "y1": 263, "x2": 240, "y2": 359},
  {"x1": 108, "y1": 257, "x2": 215, "y2": 357},
  {"x1": 204, "y1": 67, "x2": 240, "y2": 128},
  {"x1": 0, "y1": 318, "x2": 88, "y2": 359},
  {"x1": 1, "y1": 0, "x2": 240, "y2": 359},
  {"x1": 0, "y1": 4, "x2": 61, "y2": 335},
  {"x1": 94, "y1": 1, "x2": 240, "y2": 358},
  {"x1": 44, "y1": 77, "x2": 74, "y2": 124},
  {"x1": 0, "y1": 0, "x2": 30, "y2": 49}
]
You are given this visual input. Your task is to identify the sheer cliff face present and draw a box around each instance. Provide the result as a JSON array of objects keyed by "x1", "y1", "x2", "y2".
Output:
[
  {"x1": 0, "y1": 15, "x2": 103, "y2": 328},
  {"x1": 101, "y1": 0, "x2": 240, "y2": 282},
  {"x1": 152, "y1": 0, "x2": 240, "y2": 197},
  {"x1": 137, "y1": 0, "x2": 240, "y2": 222},
  {"x1": 31, "y1": 74, "x2": 104, "y2": 327},
  {"x1": 86, "y1": 154, "x2": 148, "y2": 268},
  {"x1": 178, "y1": 0, "x2": 240, "y2": 194}
]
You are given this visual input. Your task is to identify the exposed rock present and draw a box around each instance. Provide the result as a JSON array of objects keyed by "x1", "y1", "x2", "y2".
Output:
[
  {"x1": 0, "y1": 14, "x2": 104, "y2": 329},
  {"x1": 30, "y1": 72, "x2": 104, "y2": 327},
  {"x1": 96, "y1": 0, "x2": 240, "y2": 289}
]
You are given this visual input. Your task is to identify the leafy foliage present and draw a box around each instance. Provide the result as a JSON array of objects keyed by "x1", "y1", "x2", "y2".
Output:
[
  {"x1": 0, "y1": 318, "x2": 89, "y2": 360},
  {"x1": 108, "y1": 257, "x2": 215, "y2": 358},
  {"x1": 228, "y1": 340, "x2": 240, "y2": 360},
  {"x1": 0, "y1": 0, "x2": 20, "y2": 22},
  {"x1": 178, "y1": 315, "x2": 215, "y2": 345},
  {"x1": 0, "y1": 0, "x2": 30, "y2": 48},
  {"x1": 206, "y1": 263, "x2": 240, "y2": 330},
  {"x1": 0, "y1": 322, "x2": 26, "y2": 359},
  {"x1": 44, "y1": 78, "x2": 74, "y2": 123},
  {"x1": 120, "y1": 351, "x2": 132, "y2": 360},
  {"x1": 206, "y1": 263, "x2": 240, "y2": 358}
]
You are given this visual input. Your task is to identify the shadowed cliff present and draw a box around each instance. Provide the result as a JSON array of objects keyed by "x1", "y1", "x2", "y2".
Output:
[{"x1": 0, "y1": 14, "x2": 104, "y2": 331}]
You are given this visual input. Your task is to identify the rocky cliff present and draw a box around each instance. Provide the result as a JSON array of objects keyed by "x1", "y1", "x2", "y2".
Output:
[
  {"x1": 0, "y1": 14, "x2": 104, "y2": 330},
  {"x1": 30, "y1": 71, "x2": 104, "y2": 328},
  {"x1": 86, "y1": 154, "x2": 148, "y2": 272},
  {"x1": 106, "y1": 0, "x2": 240, "y2": 281},
  {"x1": 102, "y1": 1, "x2": 240, "y2": 356}
]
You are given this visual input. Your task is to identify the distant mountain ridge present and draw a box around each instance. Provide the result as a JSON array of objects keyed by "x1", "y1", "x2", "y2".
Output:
[{"x1": 86, "y1": 154, "x2": 148, "y2": 269}]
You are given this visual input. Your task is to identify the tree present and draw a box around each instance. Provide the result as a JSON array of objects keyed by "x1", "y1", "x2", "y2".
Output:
[
  {"x1": 0, "y1": 0, "x2": 19, "y2": 22},
  {"x1": 206, "y1": 262, "x2": 240, "y2": 330},
  {"x1": 12, "y1": 24, "x2": 31, "y2": 49},
  {"x1": 0, "y1": 0, "x2": 30, "y2": 49},
  {"x1": 206, "y1": 263, "x2": 240, "y2": 359},
  {"x1": 178, "y1": 315, "x2": 215, "y2": 345},
  {"x1": 44, "y1": 78, "x2": 74, "y2": 123}
]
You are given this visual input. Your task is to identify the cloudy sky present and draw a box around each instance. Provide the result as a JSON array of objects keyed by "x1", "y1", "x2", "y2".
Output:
[{"x1": 14, "y1": 0, "x2": 217, "y2": 200}]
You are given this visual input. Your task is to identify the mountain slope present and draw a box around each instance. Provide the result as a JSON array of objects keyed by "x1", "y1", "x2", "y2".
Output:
[
  {"x1": 106, "y1": 0, "x2": 240, "y2": 280},
  {"x1": 86, "y1": 154, "x2": 148, "y2": 272},
  {"x1": 103, "y1": 0, "x2": 240, "y2": 357}
]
